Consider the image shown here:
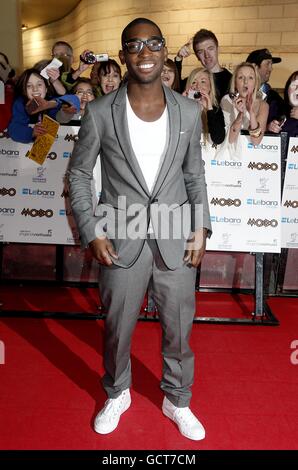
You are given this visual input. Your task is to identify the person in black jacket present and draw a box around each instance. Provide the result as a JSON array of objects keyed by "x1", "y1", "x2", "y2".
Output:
[
  {"x1": 246, "y1": 48, "x2": 285, "y2": 133},
  {"x1": 175, "y1": 29, "x2": 231, "y2": 103}
]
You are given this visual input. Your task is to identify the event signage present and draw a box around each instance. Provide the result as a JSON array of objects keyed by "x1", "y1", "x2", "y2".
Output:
[
  {"x1": 203, "y1": 134, "x2": 281, "y2": 253},
  {"x1": 281, "y1": 136, "x2": 298, "y2": 249},
  {"x1": 0, "y1": 130, "x2": 282, "y2": 253}
]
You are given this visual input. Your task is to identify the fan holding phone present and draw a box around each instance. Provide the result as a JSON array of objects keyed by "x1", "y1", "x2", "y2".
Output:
[{"x1": 183, "y1": 67, "x2": 225, "y2": 145}]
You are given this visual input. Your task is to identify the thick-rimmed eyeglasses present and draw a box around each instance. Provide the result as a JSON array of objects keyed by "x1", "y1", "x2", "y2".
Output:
[
  {"x1": 123, "y1": 36, "x2": 165, "y2": 54},
  {"x1": 76, "y1": 90, "x2": 94, "y2": 97}
]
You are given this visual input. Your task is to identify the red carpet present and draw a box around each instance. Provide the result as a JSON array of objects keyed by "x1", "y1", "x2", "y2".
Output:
[{"x1": 0, "y1": 287, "x2": 297, "y2": 450}]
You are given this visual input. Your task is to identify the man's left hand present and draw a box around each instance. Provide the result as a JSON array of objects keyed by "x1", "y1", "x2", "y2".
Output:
[{"x1": 184, "y1": 228, "x2": 207, "y2": 267}]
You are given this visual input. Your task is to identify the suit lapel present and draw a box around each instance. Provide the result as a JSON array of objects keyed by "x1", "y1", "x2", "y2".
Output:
[
  {"x1": 112, "y1": 84, "x2": 181, "y2": 198},
  {"x1": 112, "y1": 84, "x2": 150, "y2": 196},
  {"x1": 151, "y1": 85, "x2": 180, "y2": 198}
]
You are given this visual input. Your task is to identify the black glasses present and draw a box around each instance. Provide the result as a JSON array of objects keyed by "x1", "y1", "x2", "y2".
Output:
[{"x1": 123, "y1": 36, "x2": 165, "y2": 54}]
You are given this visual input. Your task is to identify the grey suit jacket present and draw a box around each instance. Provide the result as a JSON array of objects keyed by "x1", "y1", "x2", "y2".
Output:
[{"x1": 68, "y1": 83, "x2": 211, "y2": 269}]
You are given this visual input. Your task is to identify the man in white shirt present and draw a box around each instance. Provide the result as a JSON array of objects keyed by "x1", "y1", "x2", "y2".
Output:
[{"x1": 68, "y1": 17, "x2": 211, "y2": 441}]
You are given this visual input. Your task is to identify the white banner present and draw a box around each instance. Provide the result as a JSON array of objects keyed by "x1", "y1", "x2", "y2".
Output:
[
  {"x1": 281, "y1": 136, "x2": 298, "y2": 248},
  {"x1": 0, "y1": 130, "x2": 282, "y2": 252},
  {"x1": 0, "y1": 125, "x2": 101, "y2": 245},
  {"x1": 204, "y1": 134, "x2": 281, "y2": 253}
]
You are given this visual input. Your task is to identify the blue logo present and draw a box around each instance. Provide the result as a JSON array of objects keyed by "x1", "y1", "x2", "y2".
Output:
[{"x1": 63, "y1": 152, "x2": 71, "y2": 158}]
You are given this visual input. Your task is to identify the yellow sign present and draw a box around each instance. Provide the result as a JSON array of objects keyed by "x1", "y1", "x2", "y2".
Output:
[{"x1": 26, "y1": 115, "x2": 59, "y2": 165}]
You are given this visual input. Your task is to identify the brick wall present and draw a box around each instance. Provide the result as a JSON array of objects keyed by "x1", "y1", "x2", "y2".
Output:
[{"x1": 22, "y1": 0, "x2": 298, "y2": 88}]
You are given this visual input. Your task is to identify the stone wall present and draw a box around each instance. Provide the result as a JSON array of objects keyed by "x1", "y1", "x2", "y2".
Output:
[{"x1": 22, "y1": 0, "x2": 298, "y2": 88}]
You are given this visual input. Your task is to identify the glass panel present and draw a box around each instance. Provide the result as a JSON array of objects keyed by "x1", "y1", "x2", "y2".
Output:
[{"x1": 200, "y1": 251, "x2": 255, "y2": 289}]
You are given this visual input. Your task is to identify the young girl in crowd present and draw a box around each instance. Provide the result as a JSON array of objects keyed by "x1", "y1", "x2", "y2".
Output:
[
  {"x1": 161, "y1": 59, "x2": 180, "y2": 92},
  {"x1": 72, "y1": 77, "x2": 96, "y2": 121},
  {"x1": 97, "y1": 59, "x2": 122, "y2": 95},
  {"x1": 8, "y1": 68, "x2": 79, "y2": 143},
  {"x1": 221, "y1": 62, "x2": 269, "y2": 146},
  {"x1": 184, "y1": 67, "x2": 225, "y2": 145},
  {"x1": 268, "y1": 70, "x2": 298, "y2": 137}
]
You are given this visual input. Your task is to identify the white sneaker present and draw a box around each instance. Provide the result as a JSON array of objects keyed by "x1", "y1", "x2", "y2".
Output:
[
  {"x1": 94, "y1": 389, "x2": 131, "y2": 434},
  {"x1": 162, "y1": 396, "x2": 205, "y2": 441}
]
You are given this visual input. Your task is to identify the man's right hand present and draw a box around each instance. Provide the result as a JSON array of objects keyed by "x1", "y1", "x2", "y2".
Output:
[
  {"x1": 267, "y1": 119, "x2": 282, "y2": 134},
  {"x1": 89, "y1": 237, "x2": 118, "y2": 266},
  {"x1": 176, "y1": 38, "x2": 193, "y2": 59}
]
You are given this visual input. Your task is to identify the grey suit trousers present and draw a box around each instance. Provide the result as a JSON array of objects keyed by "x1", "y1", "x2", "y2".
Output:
[{"x1": 99, "y1": 238, "x2": 197, "y2": 407}]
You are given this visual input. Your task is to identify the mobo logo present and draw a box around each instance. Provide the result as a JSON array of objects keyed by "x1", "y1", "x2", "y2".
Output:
[
  {"x1": 0, "y1": 187, "x2": 16, "y2": 196},
  {"x1": 211, "y1": 197, "x2": 241, "y2": 207},
  {"x1": 248, "y1": 162, "x2": 278, "y2": 171},
  {"x1": 65, "y1": 134, "x2": 78, "y2": 142},
  {"x1": 21, "y1": 208, "x2": 53, "y2": 218},
  {"x1": 284, "y1": 200, "x2": 298, "y2": 208},
  {"x1": 247, "y1": 218, "x2": 278, "y2": 227}
]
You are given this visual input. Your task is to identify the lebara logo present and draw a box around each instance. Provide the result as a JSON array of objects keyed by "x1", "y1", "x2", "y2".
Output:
[
  {"x1": 288, "y1": 163, "x2": 298, "y2": 170},
  {"x1": 211, "y1": 159, "x2": 242, "y2": 168},
  {"x1": 247, "y1": 143, "x2": 278, "y2": 152},
  {"x1": 247, "y1": 198, "x2": 278, "y2": 207},
  {"x1": 0, "y1": 149, "x2": 19, "y2": 158},
  {"x1": 210, "y1": 216, "x2": 241, "y2": 224},
  {"x1": 63, "y1": 152, "x2": 71, "y2": 158},
  {"x1": 21, "y1": 188, "x2": 55, "y2": 198},
  {"x1": 282, "y1": 217, "x2": 298, "y2": 224}
]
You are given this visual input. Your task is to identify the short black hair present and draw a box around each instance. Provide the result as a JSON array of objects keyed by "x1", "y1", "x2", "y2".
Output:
[{"x1": 121, "y1": 17, "x2": 163, "y2": 46}]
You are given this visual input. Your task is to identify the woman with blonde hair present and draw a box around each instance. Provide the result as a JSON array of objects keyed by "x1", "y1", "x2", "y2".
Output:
[
  {"x1": 221, "y1": 62, "x2": 268, "y2": 145},
  {"x1": 184, "y1": 67, "x2": 225, "y2": 145}
]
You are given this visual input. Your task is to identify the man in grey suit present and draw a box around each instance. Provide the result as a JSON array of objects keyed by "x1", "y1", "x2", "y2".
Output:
[{"x1": 68, "y1": 17, "x2": 211, "y2": 441}]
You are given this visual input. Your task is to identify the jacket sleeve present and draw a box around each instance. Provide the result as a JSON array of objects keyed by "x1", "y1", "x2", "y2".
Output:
[
  {"x1": 182, "y1": 106, "x2": 212, "y2": 237},
  {"x1": 8, "y1": 98, "x2": 34, "y2": 143},
  {"x1": 67, "y1": 105, "x2": 102, "y2": 248}
]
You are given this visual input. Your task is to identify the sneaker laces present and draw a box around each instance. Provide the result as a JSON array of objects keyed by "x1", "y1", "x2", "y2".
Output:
[
  {"x1": 174, "y1": 407, "x2": 196, "y2": 426},
  {"x1": 101, "y1": 393, "x2": 127, "y2": 419}
]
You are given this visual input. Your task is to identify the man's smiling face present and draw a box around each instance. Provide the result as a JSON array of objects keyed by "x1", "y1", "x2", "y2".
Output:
[{"x1": 119, "y1": 22, "x2": 167, "y2": 85}]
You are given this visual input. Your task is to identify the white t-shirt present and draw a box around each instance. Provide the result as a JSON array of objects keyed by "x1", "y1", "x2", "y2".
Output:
[{"x1": 126, "y1": 94, "x2": 168, "y2": 193}]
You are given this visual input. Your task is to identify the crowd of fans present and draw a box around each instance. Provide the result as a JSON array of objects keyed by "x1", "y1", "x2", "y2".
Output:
[{"x1": 1, "y1": 29, "x2": 297, "y2": 149}]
